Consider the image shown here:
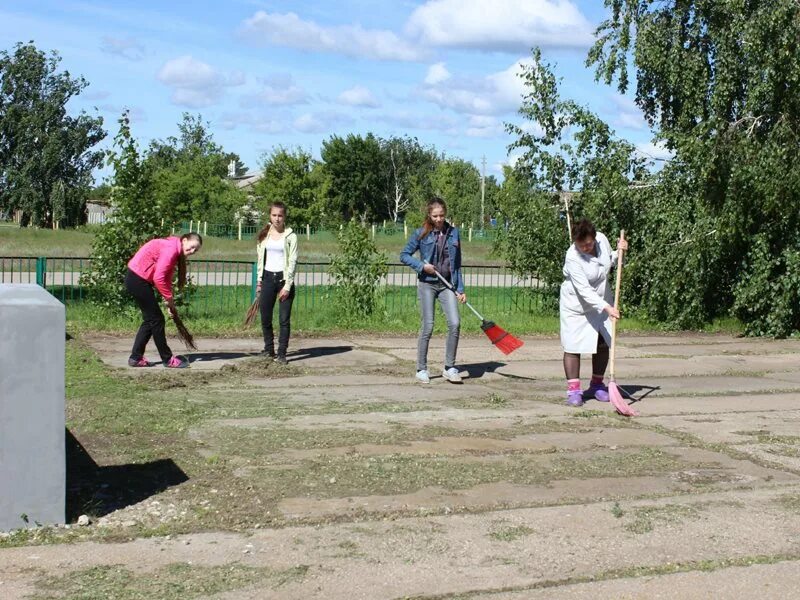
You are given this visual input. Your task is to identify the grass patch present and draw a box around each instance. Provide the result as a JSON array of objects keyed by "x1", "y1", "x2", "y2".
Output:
[
  {"x1": 623, "y1": 503, "x2": 701, "y2": 534},
  {"x1": 488, "y1": 524, "x2": 534, "y2": 542},
  {"x1": 30, "y1": 562, "x2": 309, "y2": 600},
  {"x1": 772, "y1": 494, "x2": 800, "y2": 513}
]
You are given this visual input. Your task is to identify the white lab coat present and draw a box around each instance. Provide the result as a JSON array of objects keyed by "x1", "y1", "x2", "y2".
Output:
[{"x1": 559, "y1": 232, "x2": 618, "y2": 354}]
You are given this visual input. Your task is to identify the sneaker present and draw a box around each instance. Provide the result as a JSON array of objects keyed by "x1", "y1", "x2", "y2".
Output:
[
  {"x1": 258, "y1": 350, "x2": 276, "y2": 359},
  {"x1": 165, "y1": 355, "x2": 189, "y2": 369},
  {"x1": 275, "y1": 355, "x2": 288, "y2": 365},
  {"x1": 566, "y1": 390, "x2": 584, "y2": 407},
  {"x1": 415, "y1": 370, "x2": 430, "y2": 384},
  {"x1": 127, "y1": 357, "x2": 150, "y2": 367},
  {"x1": 584, "y1": 383, "x2": 610, "y2": 403},
  {"x1": 442, "y1": 367, "x2": 463, "y2": 383}
]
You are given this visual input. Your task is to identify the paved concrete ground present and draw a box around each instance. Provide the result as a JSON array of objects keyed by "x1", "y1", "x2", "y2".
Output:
[{"x1": 2, "y1": 332, "x2": 800, "y2": 599}]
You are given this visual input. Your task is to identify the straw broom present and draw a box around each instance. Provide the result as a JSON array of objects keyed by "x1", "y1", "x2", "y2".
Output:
[
  {"x1": 243, "y1": 297, "x2": 260, "y2": 327},
  {"x1": 171, "y1": 310, "x2": 197, "y2": 351},
  {"x1": 607, "y1": 230, "x2": 638, "y2": 417}
]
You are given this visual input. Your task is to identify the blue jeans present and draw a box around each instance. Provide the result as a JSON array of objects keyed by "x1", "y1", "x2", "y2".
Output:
[{"x1": 416, "y1": 281, "x2": 460, "y2": 371}]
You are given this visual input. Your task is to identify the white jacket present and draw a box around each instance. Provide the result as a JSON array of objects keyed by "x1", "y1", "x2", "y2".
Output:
[
  {"x1": 559, "y1": 232, "x2": 619, "y2": 354},
  {"x1": 256, "y1": 227, "x2": 298, "y2": 293}
]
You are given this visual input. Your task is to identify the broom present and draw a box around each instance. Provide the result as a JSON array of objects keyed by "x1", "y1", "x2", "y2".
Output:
[
  {"x1": 427, "y1": 263, "x2": 523, "y2": 355},
  {"x1": 243, "y1": 297, "x2": 260, "y2": 327},
  {"x1": 171, "y1": 310, "x2": 197, "y2": 351},
  {"x1": 607, "y1": 230, "x2": 638, "y2": 417}
]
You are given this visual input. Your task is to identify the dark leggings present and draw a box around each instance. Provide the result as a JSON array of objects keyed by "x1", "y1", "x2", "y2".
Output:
[
  {"x1": 125, "y1": 269, "x2": 173, "y2": 363},
  {"x1": 259, "y1": 270, "x2": 295, "y2": 357},
  {"x1": 563, "y1": 334, "x2": 609, "y2": 380}
]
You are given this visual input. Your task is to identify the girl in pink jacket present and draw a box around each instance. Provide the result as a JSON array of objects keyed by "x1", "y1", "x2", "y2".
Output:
[{"x1": 125, "y1": 233, "x2": 202, "y2": 368}]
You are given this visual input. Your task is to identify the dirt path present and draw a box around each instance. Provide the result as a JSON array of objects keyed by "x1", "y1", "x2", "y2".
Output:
[{"x1": 3, "y1": 333, "x2": 800, "y2": 599}]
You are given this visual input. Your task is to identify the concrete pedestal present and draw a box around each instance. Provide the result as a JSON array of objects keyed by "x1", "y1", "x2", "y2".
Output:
[{"x1": 0, "y1": 284, "x2": 65, "y2": 531}]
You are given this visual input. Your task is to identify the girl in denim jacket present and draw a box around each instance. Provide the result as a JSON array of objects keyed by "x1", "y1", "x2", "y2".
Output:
[{"x1": 400, "y1": 197, "x2": 467, "y2": 384}]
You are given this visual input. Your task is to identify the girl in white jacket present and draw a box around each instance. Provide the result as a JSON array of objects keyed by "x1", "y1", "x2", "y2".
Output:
[{"x1": 560, "y1": 218, "x2": 627, "y2": 407}]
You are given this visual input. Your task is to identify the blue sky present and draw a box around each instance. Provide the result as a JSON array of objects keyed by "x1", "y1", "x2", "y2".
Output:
[{"x1": 1, "y1": 0, "x2": 668, "y2": 183}]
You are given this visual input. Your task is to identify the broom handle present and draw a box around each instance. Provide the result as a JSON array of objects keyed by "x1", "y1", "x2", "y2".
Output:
[
  {"x1": 609, "y1": 230, "x2": 625, "y2": 381},
  {"x1": 423, "y1": 261, "x2": 486, "y2": 321}
]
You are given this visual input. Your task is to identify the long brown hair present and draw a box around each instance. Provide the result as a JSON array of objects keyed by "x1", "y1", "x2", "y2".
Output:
[
  {"x1": 177, "y1": 233, "x2": 202, "y2": 292},
  {"x1": 418, "y1": 196, "x2": 447, "y2": 239},
  {"x1": 257, "y1": 202, "x2": 288, "y2": 242},
  {"x1": 572, "y1": 217, "x2": 596, "y2": 242}
]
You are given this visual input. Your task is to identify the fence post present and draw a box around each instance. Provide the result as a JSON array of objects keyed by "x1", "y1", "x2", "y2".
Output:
[
  {"x1": 468, "y1": 227, "x2": 473, "y2": 242},
  {"x1": 36, "y1": 257, "x2": 47, "y2": 287},
  {"x1": 189, "y1": 219, "x2": 193, "y2": 233},
  {"x1": 306, "y1": 224, "x2": 310, "y2": 240},
  {"x1": 371, "y1": 224, "x2": 376, "y2": 238},
  {"x1": 204, "y1": 221, "x2": 207, "y2": 236},
  {"x1": 238, "y1": 220, "x2": 242, "y2": 241},
  {"x1": 250, "y1": 261, "x2": 258, "y2": 303},
  {"x1": 404, "y1": 221, "x2": 408, "y2": 237}
]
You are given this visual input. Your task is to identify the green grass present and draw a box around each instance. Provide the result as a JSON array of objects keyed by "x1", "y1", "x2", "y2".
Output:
[{"x1": 0, "y1": 224, "x2": 503, "y2": 264}]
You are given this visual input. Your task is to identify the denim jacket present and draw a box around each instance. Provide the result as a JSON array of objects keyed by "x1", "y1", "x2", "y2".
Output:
[{"x1": 400, "y1": 223, "x2": 464, "y2": 293}]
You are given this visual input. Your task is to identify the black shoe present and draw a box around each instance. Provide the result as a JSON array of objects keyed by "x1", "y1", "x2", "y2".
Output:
[{"x1": 275, "y1": 355, "x2": 288, "y2": 365}]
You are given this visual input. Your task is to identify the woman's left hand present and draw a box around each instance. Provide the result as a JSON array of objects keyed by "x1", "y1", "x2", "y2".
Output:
[
  {"x1": 617, "y1": 237, "x2": 629, "y2": 252},
  {"x1": 456, "y1": 292, "x2": 467, "y2": 304},
  {"x1": 278, "y1": 289, "x2": 290, "y2": 302}
]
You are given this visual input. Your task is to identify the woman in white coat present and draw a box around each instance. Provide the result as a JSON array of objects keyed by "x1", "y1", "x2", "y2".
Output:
[{"x1": 560, "y1": 218, "x2": 628, "y2": 407}]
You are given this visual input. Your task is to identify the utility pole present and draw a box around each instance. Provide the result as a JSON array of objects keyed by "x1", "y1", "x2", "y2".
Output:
[{"x1": 480, "y1": 155, "x2": 486, "y2": 230}]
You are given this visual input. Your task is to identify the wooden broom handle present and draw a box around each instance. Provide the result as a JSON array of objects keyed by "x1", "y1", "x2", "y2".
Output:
[{"x1": 609, "y1": 230, "x2": 625, "y2": 380}]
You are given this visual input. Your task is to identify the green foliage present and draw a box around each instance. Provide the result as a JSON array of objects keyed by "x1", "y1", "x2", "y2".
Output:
[
  {"x1": 82, "y1": 112, "x2": 165, "y2": 306},
  {"x1": 327, "y1": 221, "x2": 388, "y2": 319},
  {"x1": 253, "y1": 147, "x2": 324, "y2": 226},
  {"x1": 320, "y1": 133, "x2": 385, "y2": 224},
  {"x1": 588, "y1": 0, "x2": 800, "y2": 336},
  {"x1": 0, "y1": 42, "x2": 105, "y2": 227},
  {"x1": 431, "y1": 158, "x2": 481, "y2": 227},
  {"x1": 501, "y1": 49, "x2": 645, "y2": 289},
  {"x1": 379, "y1": 136, "x2": 438, "y2": 223},
  {"x1": 147, "y1": 113, "x2": 246, "y2": 225}
]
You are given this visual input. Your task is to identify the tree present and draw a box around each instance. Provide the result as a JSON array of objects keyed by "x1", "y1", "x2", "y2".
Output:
[
  {"x1": 501, "y1": 48, "x2": 646, "y2": 289},
  {"x1": 328, "y1": 221, "x2": 388, "y2": 319},
  {"x1": 147, "y1": 113, "x2": 245, "y2": 225},
  {"x1": 0, "y1": 42, "x2": 105, "y2": 227},
  {"x1": 253, "y1": 147, "x2": 324, "y2": 226},
  {"x1": 431, "y1": 158, "x2": 481, "y2": 228},
  {"x1": 320, "y1": 133, "x2": 385, "y2": 223},
  {"x1": 379, "y1": 136, "x2": 438, "y2": 223},
  {"x1": 588, "y1": 0, "x2": 800, "y2": 335},
  {"x1": 83, "y1": 112, "x2": 164, "y2": 306}
]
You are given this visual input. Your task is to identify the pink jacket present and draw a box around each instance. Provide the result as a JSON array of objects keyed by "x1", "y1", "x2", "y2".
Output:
[{"x1": 128, "y1": 237, "x2": 182, "y2": 300}]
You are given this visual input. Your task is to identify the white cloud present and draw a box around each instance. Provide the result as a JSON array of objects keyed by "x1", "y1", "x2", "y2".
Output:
[
  {"x1": 421, "y1": 58, "x2": 531, "y2": 116},
  {"x1": 407, "y1": 0, "x2": 594, "y2": 52},
  {"x1": 424, "y1": 62, "x2": 451, "y2": 85},
  {"x1": 375, "y1": 111, "x2": 459, "y2": 133},
  {"x1": 157, "y1": 55, "x2": 244, "y2": 108},
  {"x1": 609, "y1": 94, "x2": 648, "y2": 131},
  {"x1": 99, "y1": 36, "x2": 145, "y2": 61},
  {"x1": 219, "y1": 111, "x2": 289, "y2": 134},
  {"x1": 293, "y1": 111, "x2": 355, "y2": 134},
  {"x1": 465, "y1": 115, "x2": 504, "y2": 138},
  {"x1": 635, "y1": 141, "x2": 674, "y2": 162},
  {"x1": 242, "y1": 74, "x2": 308, "y2": 106},
  {"x1": 337, "y1": 86, "x2": 380, "y2": 108},
  {"x1": 239, "y1": 11, "x2": 428, "y2": 61}
]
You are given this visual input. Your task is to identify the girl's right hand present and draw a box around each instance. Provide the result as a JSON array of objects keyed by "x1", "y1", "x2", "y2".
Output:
[
  {"x1": 605, "y1": 305, "x2": 621, "y2": 320},
  {"x1": 423, "y1": 264, "x2": 436, "y2": 275}
]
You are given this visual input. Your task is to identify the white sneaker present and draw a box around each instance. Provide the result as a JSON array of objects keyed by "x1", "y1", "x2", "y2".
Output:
[
  {"x1": 415, "y1": 370, "x2": 431, "y2": 384},
  {"x1": 442, "y1": 367, "x2": 462, "y2": 383}
]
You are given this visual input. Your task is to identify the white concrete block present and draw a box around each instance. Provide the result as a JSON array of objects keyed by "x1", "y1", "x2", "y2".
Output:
[{"x1": 0, "y1": 284, "x2": 65, "y2": 530}]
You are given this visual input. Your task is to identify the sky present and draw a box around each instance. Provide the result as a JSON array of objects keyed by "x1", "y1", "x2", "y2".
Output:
[{"x1": 0, "y1": 0, "x2": 669, "y2": 183}]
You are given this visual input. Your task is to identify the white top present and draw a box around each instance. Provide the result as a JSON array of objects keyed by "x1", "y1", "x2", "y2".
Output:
[
  {"x1": 264, "y1": 236, "x2": 285, "y2": 272},
  {"x1": 559, "y1": 232, "x2": 618, "y2": 354}
]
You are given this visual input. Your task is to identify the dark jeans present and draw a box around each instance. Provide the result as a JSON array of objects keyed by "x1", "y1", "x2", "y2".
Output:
[
  {"x1": 260, "y1": 270, "x2": 295, "y2": 357},
  {"x1": 125, "y1": 269, "x2": 173, "y2": 363}
]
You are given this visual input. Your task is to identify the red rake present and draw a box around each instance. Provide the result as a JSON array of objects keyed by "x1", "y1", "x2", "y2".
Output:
[
  {"x1": 429, "y1": 265, "x2": 523, "y2": 355},
  {"x1": 608, "y1": 230, "x2": 638, "y2": 417}
]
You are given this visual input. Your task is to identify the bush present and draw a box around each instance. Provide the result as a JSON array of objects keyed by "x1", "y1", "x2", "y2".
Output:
[{"x1": 328, "y1": 221, "x2": 388, "y2": 320}]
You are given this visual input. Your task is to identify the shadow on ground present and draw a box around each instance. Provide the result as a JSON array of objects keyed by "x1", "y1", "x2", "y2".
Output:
[
  {"x1": 286, "y1": 345, "x2": 353, "y2": 362},
  {"x1": 619, "y1": 384, "x2": 661, "y2": 403},
  {"x1": 66, "y1": 429, "x2": 187, "y2": 521},
  {"x1": 183, "y1": 351, "x2": 253, "y2": 363}
]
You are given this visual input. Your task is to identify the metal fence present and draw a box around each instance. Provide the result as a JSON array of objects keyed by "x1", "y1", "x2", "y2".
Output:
[{"x1": 0, "y1": 256, "x2": 555, "y2": 315}]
